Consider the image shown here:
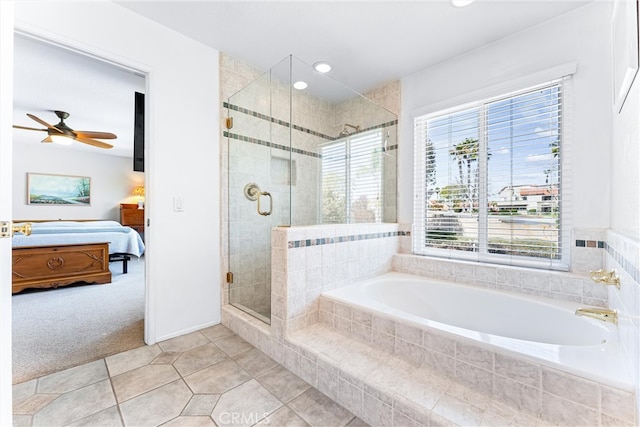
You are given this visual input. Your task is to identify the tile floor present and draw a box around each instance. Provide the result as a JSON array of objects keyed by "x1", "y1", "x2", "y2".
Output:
[{"x1": 12, "y1": 324, "x2": 367, "y2": 427}]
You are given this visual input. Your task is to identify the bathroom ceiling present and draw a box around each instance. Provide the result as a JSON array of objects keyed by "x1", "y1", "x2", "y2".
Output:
[
  {"x1": 13, "y1": 0, "x2": 593, "y2": 157},
  {"x1": 118, "y1": 0, "x2": 593, "y2": 98}
]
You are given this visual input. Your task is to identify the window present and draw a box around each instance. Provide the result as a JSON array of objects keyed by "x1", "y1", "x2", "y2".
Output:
[
  {"x1": 413, "y1": 81, "x2": 567, "y2": 269},
  {"x1": 321, "y1": 130, "x2": 384, "y2": 223}
]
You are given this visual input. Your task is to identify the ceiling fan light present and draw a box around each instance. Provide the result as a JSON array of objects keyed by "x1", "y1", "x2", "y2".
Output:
[{"x1": 50, "y1": 134, "x2": 74, "y2": 145}]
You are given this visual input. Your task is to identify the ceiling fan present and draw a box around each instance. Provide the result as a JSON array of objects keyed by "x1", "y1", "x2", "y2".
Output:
[{"x1": 13, "y1": 110, "x2": 116, "y2": 149}]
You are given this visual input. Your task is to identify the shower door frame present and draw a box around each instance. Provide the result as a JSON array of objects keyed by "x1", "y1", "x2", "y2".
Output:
[{"x1": 226, "y1": 59, "x2": 293, "y2": 325}]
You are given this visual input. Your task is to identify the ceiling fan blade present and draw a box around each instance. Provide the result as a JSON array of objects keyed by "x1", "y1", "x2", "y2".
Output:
[
  {"x1": 75, "y1": 135, "x2": 114, "y2": 149},
  {"x1": 13, "y1": 125, "x2": 47, "y2": 132},
  {"x1": 75, "y1": 130, "x2": 117, "y2": 140},
  {"x1": 26, "y1": 113, "x2": 63, "y2": 133}
]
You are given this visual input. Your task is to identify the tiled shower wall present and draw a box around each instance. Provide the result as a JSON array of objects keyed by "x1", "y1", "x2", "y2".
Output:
[
  {"x1": 220, "y1": 222, "x2": 405, "y2": 368},
  {"x1": 220, "y1": 52, "x2": 401, "y2": 315},
  {"x1": 220, "y1": 54, "x2": 264, "y2": 307}
]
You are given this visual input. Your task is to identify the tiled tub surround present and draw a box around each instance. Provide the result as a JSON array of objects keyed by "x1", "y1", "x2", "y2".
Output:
[
  {"x1": 222, "y1": 222, "x2": 403, "y2": 363},
  {"x1": 223, "y1": 222, "x2": 638, "y2": 426},
  {"x1": 571, "y1": 228, "x2": 606, "y2": 273},
  {"x1": 392, "y1": 253, "x2": 609, "y2": 308},
  {"x1": 318, "y1": 281, "x2": 635, "y2": 426},
  {"x1": 271, "y1": 223, "x2": 402, "y2": 337},
  {"x1": 321, "y1": 272, "x2": 625, "y2": 375},
  {"x1": 605, "y1": 229, "x2": 640, "y2": 423}
]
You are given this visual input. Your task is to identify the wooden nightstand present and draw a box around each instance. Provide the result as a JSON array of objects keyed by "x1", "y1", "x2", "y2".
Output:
[{"x1": 120, "y1": 203, "x2": 144, "y2": 235}]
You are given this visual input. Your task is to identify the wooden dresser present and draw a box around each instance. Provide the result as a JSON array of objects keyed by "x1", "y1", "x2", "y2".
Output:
[{"x1": 120, "y1": 203, "x2": 144, "y2": 234}]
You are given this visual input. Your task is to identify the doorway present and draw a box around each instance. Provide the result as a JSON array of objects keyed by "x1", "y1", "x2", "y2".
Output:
[{"x1": 11, "y1": 33, "x2": 149, "y2": 383}]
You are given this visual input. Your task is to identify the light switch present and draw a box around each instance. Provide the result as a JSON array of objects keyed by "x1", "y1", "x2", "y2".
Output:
[{"x1": 173, "y1": 196, "x2": 184, "y2": 212}]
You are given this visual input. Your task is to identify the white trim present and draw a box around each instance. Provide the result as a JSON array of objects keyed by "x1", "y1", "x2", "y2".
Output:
[
  {"x1": 0, "y1": 3, "x2": 15, "y2": 425},
  {"x1": 410, "y1": 62, "x2": 578, "y2": 120},
  {"x1": 413, "y1": 79, "x2": 569, "y2": 271},
  {"x1": 13, "y1": 25, "x2": 150, "y2": 77},
  {"x1": 559, "y1": 75, "x2": 574, "y2": 268},
  {"x1": 155, "y1": 320, "x2": 221, "y2": 343}
]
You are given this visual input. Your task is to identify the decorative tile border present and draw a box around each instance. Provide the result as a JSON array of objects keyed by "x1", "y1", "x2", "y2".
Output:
[
  {"x1": 288, "y1": 230, "x2": 410, "y2": 249},
  {"x1": 356, "y1": 120, "x2": 399, "y2": 139},
  {"x1": 224, "y1": 101, "x2": 334, "y2": 140},
  {"x1": 224, "y1": 131, "x2": 320, "y2": 158},
  {"x1": 225, "y1": 130, "x2": 398, "y2": 159},
  {"x1": 224, "y1": 102, "x2": 399, "y2": 143},
  {"x1": 575, "y1": 239, "x2": 605, "y2": 248},
  {"x1": 605, "y1": 242, "x2": 640, "y2": 284}
]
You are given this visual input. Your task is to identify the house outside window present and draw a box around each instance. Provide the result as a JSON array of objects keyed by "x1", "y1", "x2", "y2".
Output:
[{"x1": 413, "y1": 80, "x2": 568, "y2": 269}]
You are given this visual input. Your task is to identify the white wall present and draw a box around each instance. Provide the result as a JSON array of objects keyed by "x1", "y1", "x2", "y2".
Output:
[
  {"x1": 13, "y1": 1, "x2": 221, "y2": 344},
  {"x1": 608, "y1": 0, "x2": 640, "y2": 418},
  {"x1": 12, "y1": 144, "x2": 143, "y2": 220},
  {"x1": 611, "y1": 36, "x2": 640, "y2": 239},
  {"x1": 399, "y1": 2, "x2": 612, "y2": 232}
]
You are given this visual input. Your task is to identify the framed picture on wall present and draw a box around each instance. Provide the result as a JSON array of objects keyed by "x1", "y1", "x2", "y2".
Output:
[
  {"x1": 27, "y1": 173, "x2": 91, "y2": 205},
  {"x1": 612, "y1": 0, "x2": 639, "y2": 112}
]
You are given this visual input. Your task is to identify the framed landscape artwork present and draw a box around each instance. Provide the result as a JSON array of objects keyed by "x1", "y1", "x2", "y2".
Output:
[{"x1": 28, "y1": 173, "x2": 91, "y2": 205}]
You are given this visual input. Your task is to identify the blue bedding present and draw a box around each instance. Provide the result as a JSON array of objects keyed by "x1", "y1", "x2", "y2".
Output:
[{"x1": 12, "y1": 220, "x2": 145, "y2": 257}]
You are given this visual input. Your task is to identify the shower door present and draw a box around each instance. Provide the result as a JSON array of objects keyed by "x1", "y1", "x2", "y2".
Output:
[{"x1": 227, "y1": 59, "x2": 292, "y2": 324}]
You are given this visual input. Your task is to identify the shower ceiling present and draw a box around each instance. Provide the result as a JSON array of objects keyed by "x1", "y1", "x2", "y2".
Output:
[{"x1": 283, "y1": 55, "x2": 366, "y2": 104}]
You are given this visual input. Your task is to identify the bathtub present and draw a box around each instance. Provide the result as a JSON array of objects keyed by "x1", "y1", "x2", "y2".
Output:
[{"x1": 322, "y1": 272, "x2": 632, "y2": 390}]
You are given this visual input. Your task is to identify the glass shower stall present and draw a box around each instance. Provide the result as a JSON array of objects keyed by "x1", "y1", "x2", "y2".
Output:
[{"x1": 226, "y1": 55, "x2": 397, "y2": 323}]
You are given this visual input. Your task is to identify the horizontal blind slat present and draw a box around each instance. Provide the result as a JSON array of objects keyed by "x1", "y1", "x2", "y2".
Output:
[{"x1": 414, "y1": 82, "x2": 563, "y2": 265}]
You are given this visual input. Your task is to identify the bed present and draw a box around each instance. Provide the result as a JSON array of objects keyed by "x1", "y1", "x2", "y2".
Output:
[{"x1": 11, "y1": 220, "x2": 145, "y2": 294}]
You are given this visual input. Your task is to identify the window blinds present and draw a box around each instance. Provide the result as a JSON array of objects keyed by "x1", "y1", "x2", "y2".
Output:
[
  {"x1": 321, "y1": 130, "x2": 383, "y2": 223},
  {"x1": 414, "y1": 81, "x2": 564, "y2": 268}
]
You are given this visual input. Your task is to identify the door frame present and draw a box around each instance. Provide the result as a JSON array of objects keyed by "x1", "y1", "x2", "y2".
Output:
[
  {"x1": 10, "y1": 26, "x2": 154, "y2": 340},
  {"x1": 0, "y1": 3, "x2": 16, "y2": 425},
  {"x1": 1, "y1": 13, "x2": 155, "y2": 423}
]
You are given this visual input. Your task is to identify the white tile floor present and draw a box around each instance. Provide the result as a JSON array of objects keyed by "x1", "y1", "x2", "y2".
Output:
[{"x1": 13, "y1": 324, "x2": 366, "y2": 427}]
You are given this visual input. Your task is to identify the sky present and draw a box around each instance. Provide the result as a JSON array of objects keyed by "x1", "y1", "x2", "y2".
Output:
[{"x1": 424, "y1": 83, "x2": 561, "y2": 202}]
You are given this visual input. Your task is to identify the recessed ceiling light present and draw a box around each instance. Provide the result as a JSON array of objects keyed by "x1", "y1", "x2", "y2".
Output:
[
  {"x1": 293, "y1": 81, "x2": 308, "y2": 90},
  {"x1": 450, "y1": 0, "x2": 475, "y2": 7},
  {"x1": 313, "y1": 61, "x2": 332, "y2": 73}
]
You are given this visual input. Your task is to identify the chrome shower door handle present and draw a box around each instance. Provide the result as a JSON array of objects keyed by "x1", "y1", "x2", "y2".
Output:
[{"x1": 257, "y1": 191, "x2": 272, "y2": 216}]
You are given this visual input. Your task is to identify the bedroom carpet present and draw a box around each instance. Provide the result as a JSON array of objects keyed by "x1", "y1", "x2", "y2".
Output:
[{"x1": 12, "y1": 256, "x2": 145, "y2": 384}]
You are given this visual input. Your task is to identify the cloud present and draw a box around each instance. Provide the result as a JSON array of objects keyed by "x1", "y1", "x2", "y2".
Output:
[
  {"x1": 534, "y1": 127, "x2": 558, "y2": 138},
  {"x1": 526, "y1": 153, "x2": 554, "y2": 162}
]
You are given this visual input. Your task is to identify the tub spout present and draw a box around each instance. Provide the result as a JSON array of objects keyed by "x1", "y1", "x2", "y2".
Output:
[{"x1": 575, "y1": 307, "x2": 618, "y2": 325}]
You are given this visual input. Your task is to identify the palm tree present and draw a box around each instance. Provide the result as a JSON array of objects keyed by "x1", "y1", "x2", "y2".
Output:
[
  {"x1": 449, "y1": 138, "x2": 479, "y2": 210},
  {"x1": 550, "y1": 139, "x2": 559, "y2": 157},
  {"x1": 425, "y1": 138, "x2": 436, "y2": 193},
  {"x1": 449, "y1": 138, "x2": 479, "y2": 188}
]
